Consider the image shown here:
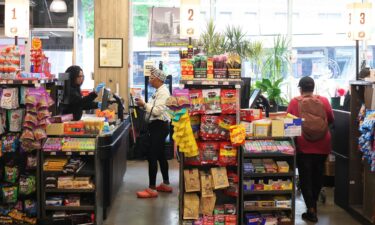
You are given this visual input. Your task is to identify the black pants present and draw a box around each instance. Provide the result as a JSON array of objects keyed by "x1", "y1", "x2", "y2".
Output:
[
  {"x1": 297, "y1": 153, "x2": 327, "y2": 210},
  {"x1": 147, "y1": 120, "x2": 170, "y2": 187}
]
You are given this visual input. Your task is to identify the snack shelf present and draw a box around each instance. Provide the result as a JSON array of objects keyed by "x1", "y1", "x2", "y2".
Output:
[
  {"x1": 43, "y1": 151, "x2": 95, "y2": 156},
  {"x1": 243, "y1": 190, "x2": 293, "y2": 195},
  {"x1": 45, "y1": 188, "x2": 95, "y2": 193},
  {"x1": 243, "y1": 172, "x2": 294, "y2": 178},
  {"x1": 244, "y1": 207, "x2": 292, "y2": 212},
  {"x1": 45, "y1": 205, "x2": 95, "y2": 211},
  {"x1": 43, "y1": 163, "x2": 95, "y2": 176},
  {"x1": 179, "y1": 79, "x2": 243, "y2": 88},
  {"x1": 0, "y1": 79, "x2": 56, "y2": 85},
  {"x1": 47, "y1": 134, "x2": 98, "y2": 138},
  {"x1": 243, "y1": 152, "x2": 294, "y2": 158}
]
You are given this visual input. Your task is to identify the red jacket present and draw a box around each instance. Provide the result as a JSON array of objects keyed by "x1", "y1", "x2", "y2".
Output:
[{"x1": 287, "y1": 95, "x2": 334, "y2": 155}]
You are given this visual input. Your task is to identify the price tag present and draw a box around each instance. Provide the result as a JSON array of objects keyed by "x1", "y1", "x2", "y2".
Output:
[
  {"x1": 88, "y1": 152, "x2": 94, "y2": 155},
  {"x1": 5, "y1": 0, "x2": 29, "y2": 38},
  {"x1": 235, "y1": 85, "x2": 241, "y2": 89},
  {"x1": 180, "y1": 0, "x2": 200, "y2": 39},
  {"x1": 22, "y1": 80, "x2": 28, "y2": 84},
  {"x1": 8, "y1": 80, "x2": 13, "y2": 84},
  {"x1": 80, "y1": 152, "x2": 86, "y2": 155},
  {"x1": 223, "y1": 81, "x2": 229, "y2": 85},
  {"x1": 187, "y1": 81, "x2": 193, "y2": 85},
  {"x1": 347, "y1": 3, "x2": 372, "y2": 40},
  {"x1": 143, "y1": 60, "x2": 154, "y2": 77},
  {"x1": 50, "y1": 152, "x2": 56, "y2": 156},
  {"x1": 66, "y1": 152, "x2": 72, "y2": 155}
]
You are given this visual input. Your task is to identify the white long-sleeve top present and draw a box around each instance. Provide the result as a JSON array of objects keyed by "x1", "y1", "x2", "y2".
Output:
[{"x1": 144, "y1": 84, "x2": 171, "y2": 122}]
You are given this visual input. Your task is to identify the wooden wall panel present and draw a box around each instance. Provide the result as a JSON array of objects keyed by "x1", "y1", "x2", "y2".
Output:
[{"x1": 94, "y1": 0, "x2": 129, "y2": 111}]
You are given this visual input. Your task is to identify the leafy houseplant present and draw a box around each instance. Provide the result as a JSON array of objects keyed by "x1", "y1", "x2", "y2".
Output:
[{"x1": 198, "y1": 19, "x2": 226, "y2": 56}]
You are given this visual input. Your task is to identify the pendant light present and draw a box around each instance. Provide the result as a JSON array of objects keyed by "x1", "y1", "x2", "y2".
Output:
[{"x1": 50, "y1": 0, "x2": 67, "y2": 13}]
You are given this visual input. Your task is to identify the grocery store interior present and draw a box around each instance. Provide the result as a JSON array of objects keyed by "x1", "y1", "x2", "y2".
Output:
[{"x1": 0, "y1": 0, "x2": 374, "y2": 225}]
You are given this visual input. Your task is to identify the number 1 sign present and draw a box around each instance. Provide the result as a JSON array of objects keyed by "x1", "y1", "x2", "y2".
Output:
[
  {"x1": 5, "y1": 0, "x2": 30, "y2": 38},
  {"x1": 180, "y1": 0, "x2": 200, "y2": 39},
  {"x1": 347, "y1": 2, "x2": 372, "y2": 41}
]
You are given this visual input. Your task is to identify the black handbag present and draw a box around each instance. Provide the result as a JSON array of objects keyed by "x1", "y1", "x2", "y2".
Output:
[{"x1": 134, "y1": 103, "x2": 155, "y2": 158}]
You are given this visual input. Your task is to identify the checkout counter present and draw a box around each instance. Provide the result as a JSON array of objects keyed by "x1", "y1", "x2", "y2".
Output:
[{"x1": 97, "y1": 115, "x2": 130, "y2": 219}]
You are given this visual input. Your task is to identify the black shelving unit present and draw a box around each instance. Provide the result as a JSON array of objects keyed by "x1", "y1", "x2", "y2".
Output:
[
  {"x1": 240, "y1": 137, "x2": 296, "y2": 225},
  {"x1": 0, "y1": 79, "x2": 56, "y2": 224},
  {"x1": 40, "y1": 136, "x2": 103, "y2": 225},
  {"x1": 178, "y1": 80, "x2": 243, "y2": 224}
]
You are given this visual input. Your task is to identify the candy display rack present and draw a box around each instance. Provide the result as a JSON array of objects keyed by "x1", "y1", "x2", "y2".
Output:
[
  {"x1": 240, "y1": 137, "x2": 296, "y2": 225},
  {"x1": 178, "y1": 78, "x2": 243, "y2": 225},
  {"x1": 40, "y1": 134, "x2": 103, "y2": 225},
  {"x1": 0, "y1": 79, "x2": 56, "y2": 225}
]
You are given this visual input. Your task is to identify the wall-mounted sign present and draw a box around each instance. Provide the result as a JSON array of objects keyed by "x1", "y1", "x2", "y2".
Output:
[
  {"x1": 99, "y1": 38, "x2": 123, "y2": 68},
  {"x1": 143, "y1": 60, "x2": 155, "y2": 77},
  {"x1": 347, "y1": 2, "x2": 372, "y2": 41},
  {"x1": 180, "y1": 0, "x2": 200, "y2": 39},
  {"x1": 5, "y1": 0, "x2": 29, "y2": 38}
]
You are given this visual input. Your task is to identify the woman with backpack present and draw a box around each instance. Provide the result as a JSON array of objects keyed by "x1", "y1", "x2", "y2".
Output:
[{"x1": 287, "y1": 76, "x2": 334, "y2": 223}]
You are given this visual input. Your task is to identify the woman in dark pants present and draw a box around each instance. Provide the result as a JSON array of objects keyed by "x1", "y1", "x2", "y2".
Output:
[
  {"x1": 135, "y1": 67, "x2": 171, "y2": 198},
  {"x1": 62, "y1": 65, "x2": 105, "y2": 121}
]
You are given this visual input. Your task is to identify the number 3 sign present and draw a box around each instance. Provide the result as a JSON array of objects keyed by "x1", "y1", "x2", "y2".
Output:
[
  {"x1": 347, "y1": 2, "x2": 372, "y2": 41},
  {"x1": 180, "y1": 0, "x2": 200, "y2": 39},
  {"x1": 5, "y1": 0, "x2": 30, "y2": 38}
]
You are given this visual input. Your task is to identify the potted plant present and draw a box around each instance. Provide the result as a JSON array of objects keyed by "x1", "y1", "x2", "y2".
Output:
[
  {"x1": 255, "y1": 35, "x2": 290, "y2": 112},
  {"x1": 197, "y1": 19, "x2": 226, "y2": 56}
]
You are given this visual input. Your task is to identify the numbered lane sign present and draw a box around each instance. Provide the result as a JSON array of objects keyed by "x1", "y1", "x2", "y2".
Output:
[
  {"x1": 347, "y1": 2, "x2": 372, "y2": 40},
  {"x1": 5, "y1": 0, "x2": 29, "y2": 38},
  {"x1": 180, "y1": 0, "x2": 200, "y2": 39}
]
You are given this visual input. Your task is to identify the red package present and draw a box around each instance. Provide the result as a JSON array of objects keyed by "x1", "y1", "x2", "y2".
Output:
[
  {"x1": 221, "y1": 89, "x2": 237, "y2": 114},
  {"x1": 218, "y1": 115, "x2": 236, "y2": 140},
  {"x1": 227, "y1": 172, "x2": 239, "y2": 183},
  {"x1": 189, "y1": 89, "x2": 205, "y2": 115},
  {"x1": 203, "y1": 215, "x2": 215, "y2": 225},
  {"x1": 199, "y1": 142, "x2": 219, "y2": 165},
  {"x1": 219, "y1": 142, "x2": 237, "y2": 166},
  {"x1": 200, "y1": 115, "x2": 221, "y2": 140},
  {"x1": 184, "y1": 154, "x2": 201, "y2": 166}
]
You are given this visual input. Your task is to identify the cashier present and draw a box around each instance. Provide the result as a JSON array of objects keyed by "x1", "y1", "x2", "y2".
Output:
[{"x1": 62, "y1": 65, "x2": 105, "y2": 121}]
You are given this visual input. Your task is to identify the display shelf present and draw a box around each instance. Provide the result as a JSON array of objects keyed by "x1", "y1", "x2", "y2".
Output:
[
  {"x1": 47, "y1": 134, "x2": 98, "y2": 138},
  {"x1": 243, "y1": 152, "x2": 294, "y2": 158},
  {"x1": 43, "y1": 162, "x2": 95, "y2": 176},
  {"x1": 243, "y1": 190, "x2": 293, "y2": 195},
  {"x1": 243, "y1": 172, "x2": 294, "y2": 178},
  {"x1": 43, "y1": 151, "x2": 95, "y2": 156},
  {"x1": 0, "y1": 79, "x2": 56, "y2": 85},
  {"x1": 45, "y1": 205, "x2": 95, "y2": 211},
  {"x1": 179, "y1": 79, "x2": 243, "y2": 88},
  {"x1": 244, "y1": 207, "x2": 292, "y2": 212},
  {"x1": 45, "y1": 188, "x2": 95, "y2": 193}
]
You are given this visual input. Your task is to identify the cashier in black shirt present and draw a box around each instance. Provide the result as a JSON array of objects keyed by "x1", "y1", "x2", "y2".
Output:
[{"x1": 62, "y1": 65, "x2": 105, "y2": 121}]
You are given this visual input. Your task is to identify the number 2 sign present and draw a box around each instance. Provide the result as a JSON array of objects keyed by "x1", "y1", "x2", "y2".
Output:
[
  {"x1": 180, "y1": 0, "x2": 200, "y2": 39},
  {"x1": 347, "y1": 2, "x2": 372, "y2": 41},
  {"x1": 5, "y1": 0, "x2": 30, "y2": 38}
]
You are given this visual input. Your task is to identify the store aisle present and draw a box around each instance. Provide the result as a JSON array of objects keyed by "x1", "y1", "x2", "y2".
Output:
[{"x1": 104, "y1": 160, "x2": 360, "y2": 225}]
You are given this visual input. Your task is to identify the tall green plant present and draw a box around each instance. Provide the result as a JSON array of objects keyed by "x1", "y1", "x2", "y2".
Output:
[
  {"x1": 223, "y1": 25, "x2": 249, "y2": 58},
  {"x1": 263, "y1": 35, "x2": 290, "y2": 81},
  {"x1": 198, "y1": 19, "x2": 226, "y2": 56},
  {"x1": 246, "y1": 40, "x2": 265, "y2": 79}
]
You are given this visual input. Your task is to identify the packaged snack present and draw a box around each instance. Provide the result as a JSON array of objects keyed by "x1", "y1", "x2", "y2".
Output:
[
  {"x1": 221, "y1": 89, "x2": 237, "y2": 114},
  {"x1": 37, "y1": 109, "x2": 50, "y2": 121},
  {"x1": 26, "y1": 154, "x2": 38, "y2": 170},
  {"x1": 8, "y1": 109, "x2": 24, "y2": 132},
  {"x1": 229, "y1": 124, "x2": 246, "y2": 146},
  {"x1": 172, "y1": 89, "x2": 191, "y2": 109},
  {"x1": 2, "y1": 134, "x2": 18, "y2": 153},
  {"x1": 200, "y1": 115, "x2": 220, "y2": 140},
  {"x1": 0, "y1": 88, "x2": 19, "y2": 109},
  {"x1": 20, "y1": 129, "x2": 34, "y2": 141},
  {"x1": 19, "y1": 175, "x2": 36, "y2": 195},
  {"x1": 184, "y1": 155, "x2": 201, "y2": 166},
  {"x1": 190, "y1": 115, "x2": 201, "y2": 139},
  {"x1": 34, "y1": 127, "x2": 47, "y2": 140},
  {"x1": 14, "y1": 200, "x2": 23, "y2": 211},
  {"x1": 24, "y1": 113, "x2": 38, "y2": 126},
  {"x1": 183, "y1": 193, "x2": 200, "y2": 219},
  {"x1": 218, "y1": 115, "x2": 236, "y2": 140},
  {"x1": 200, "y1": 172, "x2": 214, "y2": 197},
  {"x1": 201, "y1": 194, "x2": 216, "y2": 216},
  {"x1": 202, "y1": 89, "x2": 221, "y2": 114},
  {"x1": 0, "y1": 109, "x2": 6, "y2": 135},
  {"x1": 8, "y1": 209, "x2": 24, "y2": 222},
  {"x1": 199, "y1": 142, "x2": 219, "y2": 165},
  {"x1": 184, "y1": 169, "x2": 200, "y2": 192},
  {"x1": 0, "y1": 216, "x2": 12, "y2": 224},
  {"x1": 210, "y1": 167, "x2": 229, "y2": 189},
  {"x1": 219, "y1": 142, "x2": 237, "y2": 166},
  {"x1": 2, "y1": 186, "x2": 18, "y2": 203},
  {"x1": 4, "y1": 166, "x2": 19, "y2": 183},
  {"x1": 21, "y1": 139, "x2": 41, "y2": 151},
  {"x1": 189, "y1": 89, "x2": 204, "y2": 115}
]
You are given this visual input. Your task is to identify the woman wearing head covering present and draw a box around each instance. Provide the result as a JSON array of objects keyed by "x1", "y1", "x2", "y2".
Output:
[
  {"x1": 62, "y1": 65, "x2": 105, "y2": 121},
  {"x1": 135, "y1": 66, "x2": 172, "y2": 198}
]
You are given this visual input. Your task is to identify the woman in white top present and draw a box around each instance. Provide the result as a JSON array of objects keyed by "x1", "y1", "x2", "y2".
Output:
[{"x1": 135, "y1": 67, "x2": 172, "y2": 198}]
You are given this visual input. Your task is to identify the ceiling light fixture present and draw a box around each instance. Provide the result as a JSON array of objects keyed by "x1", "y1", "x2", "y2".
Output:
[{"x1": 50, "y1": 0, "x2": 67, "y2": 13}]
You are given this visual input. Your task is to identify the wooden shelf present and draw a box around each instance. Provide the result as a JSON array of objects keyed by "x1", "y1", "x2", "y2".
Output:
[
  {"x1": 243, "y1": 190, "x2": 293, "y2": 195},
  {"x1": 45, "y1": 205, "x2": 94, "y2": 211},
  {"x1": 45, "y1": 188, "x2": 95, "y2": 193},
  {"x1": 243, "y1": 172, "x2": 294, "y2": 178}
]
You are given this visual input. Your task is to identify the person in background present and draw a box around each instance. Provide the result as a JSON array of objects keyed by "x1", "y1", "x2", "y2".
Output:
[
  {"x1": 287, "y1": 76, "x2": 334, "y2": 223},
  {"x1": 135, "y1": 66, "x2": 171, "y2": 198},
  {"x1": 62, "y1": 65, "x2": 105, "y2": 121}
]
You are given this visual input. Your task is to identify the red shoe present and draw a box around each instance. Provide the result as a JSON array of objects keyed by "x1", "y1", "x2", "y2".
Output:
[
  {"x1": 156, "y1": 183, "x2": 173, "y2": 193},
  {"x1": 136, "y1": 188, "x2": 158, "y2": 198}
]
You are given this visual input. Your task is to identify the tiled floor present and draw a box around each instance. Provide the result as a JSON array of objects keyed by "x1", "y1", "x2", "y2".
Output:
[{"x1": 103, "y1": 160, "x2": 361, "y2": 225}]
